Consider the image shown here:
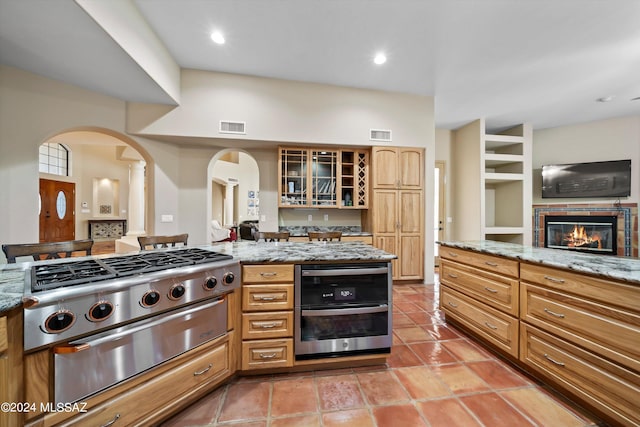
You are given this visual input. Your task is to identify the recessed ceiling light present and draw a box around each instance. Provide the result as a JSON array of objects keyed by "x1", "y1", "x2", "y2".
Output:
[
  {"x1": 596, "y1": 96, "x2": 614, "y2": 103},
  {"x1": 374, "y1": 53, "x2": 387, "y2": 65},
  {"x1": 210, "y1": 31, "x2": 225, "y2": 45}
]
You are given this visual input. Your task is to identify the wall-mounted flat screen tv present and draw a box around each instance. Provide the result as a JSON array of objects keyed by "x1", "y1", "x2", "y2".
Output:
[{"x1": 542, "y1": 159, "x2": 631, "y2": 198}]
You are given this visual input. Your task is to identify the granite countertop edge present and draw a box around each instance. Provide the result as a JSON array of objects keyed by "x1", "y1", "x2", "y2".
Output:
[
  {"x1": 439, "y1": 240, "x2": 640, "y2": 285},
  {"x1": 0, "y1": 241, "x2": 395, "y2": 314}
]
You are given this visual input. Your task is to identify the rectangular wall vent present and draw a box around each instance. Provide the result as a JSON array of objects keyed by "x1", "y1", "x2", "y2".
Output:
[
  {"x1": 219, "y1": 121, "x2": 246, "y2": 134},
  {"x1": 370, "y1": 129, "x2": 392, "y2": 142}
]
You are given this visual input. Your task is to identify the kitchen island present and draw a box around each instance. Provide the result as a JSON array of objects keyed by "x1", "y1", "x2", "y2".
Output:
[
  {"x1": 0, "y1": 241, "x2": 395, "y2": 427},
  {"x1": 438, "y1": 240, "x2": 639, "y2": 427}
]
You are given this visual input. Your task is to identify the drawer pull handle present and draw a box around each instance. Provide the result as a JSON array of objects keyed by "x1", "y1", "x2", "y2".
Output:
[
  {"x1": 448, "y1": 301, "x2": 458, "y2": 308},
  {"x1": 484, "y1": 261, "x2": 498, "y2": 267},
  {"x1": 484, "y1": 322, "x2": 498, "y2": 330},
  {"x1": 543, "y1": 275, "x2": 565, "y2": 284},
  {"x1": 259, "y1": 352, "x2": 278, "y2": 359},
  {"x1": 100, "y1": 413, "x2": 121, "y2": 427},
  {"x1": 258, "y1": 322, "x2": 280, "y2": 329},
  {"x1": 193, "y1": 363, "x2": 213, "y2": 376},
  {"x1": 260, "y1": 272, "x2": 278, "y2": 277},
  {"x1": 256, "y1": 296, "x2": 277, "y2": 301},
  {"x1": 447, "y1": 273, "x2": 459, "y2": 279},
  {"x1": 543, "y1": 353, "x2": 565, "y2": 367},
  {"x1": 544, "y1": 308, "x2": 565, "y2": 318},
  {"x1": 484, "y1": 287, "x2": 498, "y2": 293},
  {"x1": 448, "y1": 252, "x2": 458, "y2": 257}
]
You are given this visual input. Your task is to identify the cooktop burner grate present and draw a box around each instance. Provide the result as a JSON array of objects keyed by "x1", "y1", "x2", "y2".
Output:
[{"x1": 31, "y1": 247, "x2": 234, "y2": 292}]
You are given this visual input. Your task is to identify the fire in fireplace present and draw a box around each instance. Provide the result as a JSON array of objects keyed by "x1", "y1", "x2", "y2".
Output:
[{"x1": 544, "y1": 215, "x2": 617, "y2": 255}]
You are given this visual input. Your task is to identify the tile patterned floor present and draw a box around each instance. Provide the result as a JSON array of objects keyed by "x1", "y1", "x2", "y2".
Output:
[{"x1": 161, "y1": 279, "x2": 602, "y2": 427}]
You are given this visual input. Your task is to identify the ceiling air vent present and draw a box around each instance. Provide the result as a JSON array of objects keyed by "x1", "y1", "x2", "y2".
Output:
[
  {"x1": 370, "y1": 129, "x2": 392, "y2": 142},
  {"x1": 219, "y1": 121, "x2": 246, "y2": 135}
]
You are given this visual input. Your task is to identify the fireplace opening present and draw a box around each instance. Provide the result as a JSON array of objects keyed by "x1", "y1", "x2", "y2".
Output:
[{"x1": 544, "y1": 215, "x2": 617, "y2": 255}]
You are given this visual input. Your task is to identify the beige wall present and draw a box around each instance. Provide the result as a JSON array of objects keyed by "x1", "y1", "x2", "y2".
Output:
[{"x1": 532, "y1": 116, "x2": 640, "y2": 204}]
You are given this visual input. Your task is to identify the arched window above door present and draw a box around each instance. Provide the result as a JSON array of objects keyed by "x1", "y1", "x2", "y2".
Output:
[{"x1": 39, "y1": 142, "x2": 69, "y2": 176}]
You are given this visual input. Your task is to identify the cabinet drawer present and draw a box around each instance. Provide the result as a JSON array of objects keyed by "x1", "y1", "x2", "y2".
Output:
[
  {"x1": 242, "y1": 311, "x2": 294, "y2": 340},
  {"x1": 0, "y1": 316, "x2": 7, "y2": 354},
  {"x1": 65, "y1": 338, "x2": 229, "y2": 427},
  {"x1": 440, "y1": 247, "x2": 518, "y2": 278},
  {"x1": 243, "y1": 264, "x2": 294, "y2": 283},
  {"x1": 521, "y1": 263, "x2": 639, "y2": 312},
  {"x1": 441, "y1": 259, "x2": 518, "y2": 316},
  {"x1": 520, "y1": 324, "x2": 640, "y2": 427},
  {"x1": 243, "y1": 284, "x2": 294, "y2": 311},
  {"x1": 242, "y1": 338, "x2": 293, "y2": 370},
  {"x1": 521, "y1": 283, "x2": 640, "y2": 373},
  {"x1": 441, "y1": 286, "x2": 519, "y2": 358}
]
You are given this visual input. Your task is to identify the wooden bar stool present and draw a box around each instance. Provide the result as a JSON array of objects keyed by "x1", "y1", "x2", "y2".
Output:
[
  {"x1": 138, "y1": 234, "x2": 189, "y2": 250},
  {"x1": 2, "y1": 239, "x2": 94, "y2": 263},
  {"x1": 308, "y1": 231, "x2": 342, "y2": 242},
  {"x1": 254, "y1": 231, "x2": 290, "y2": 242}
]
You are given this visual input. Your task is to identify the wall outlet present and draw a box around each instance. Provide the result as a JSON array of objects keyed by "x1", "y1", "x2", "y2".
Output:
[
  {"x1": 307, "y1": 214, "x2": 313, "y2": 222},
  {"x1": 260, "y1": 215, "x2": 266, "y2": 222},
  {"x1": 324, "y1": 214, "x2": 329, "y2": 221}
]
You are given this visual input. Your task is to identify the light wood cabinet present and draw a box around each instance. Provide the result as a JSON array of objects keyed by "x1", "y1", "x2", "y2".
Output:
[
  {"x1": 0, "y1": 309, "x2": 23, "y2": 427},
  {"x1": 240, "y1": 264, "x2": 295, "y2": 370},
  {"x1": 439, "y1": 250, "x2": 520, "y2": 357},
  {"x1": 371, "y1": 147, "x2": 424, "y2": 281},
  {"x1": 278, "y1": 146, "x2": 369, "y2": 209}
]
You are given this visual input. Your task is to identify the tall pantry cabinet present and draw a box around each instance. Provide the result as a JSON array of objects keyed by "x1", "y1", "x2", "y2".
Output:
[{"x1": 370, "y1": 147, "x2": 425, "y2": 281}]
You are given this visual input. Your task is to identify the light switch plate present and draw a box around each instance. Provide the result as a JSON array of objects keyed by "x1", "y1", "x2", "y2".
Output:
[{"x1": 161, "y1": 214, "x2": 174, "y2": 223}]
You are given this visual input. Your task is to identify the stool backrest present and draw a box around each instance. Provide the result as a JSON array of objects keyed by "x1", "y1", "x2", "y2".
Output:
[
  {"x1": 255, "y1": 232, "x2": 290, "y2": 242},
  {"x1": 138, "y1": 234, "x2": 189, "y2": 250},
  {"x1": 2, "y1": 239, "x2": 94, "y2": 263},
  {"x1": 308, "y1": 231, "x2": 342, "y2": 242}
]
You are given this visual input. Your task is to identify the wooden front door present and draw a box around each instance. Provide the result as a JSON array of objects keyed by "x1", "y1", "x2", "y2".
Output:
[{"x1": 39, "y1": 179, "x2": 75, "y2": 242}]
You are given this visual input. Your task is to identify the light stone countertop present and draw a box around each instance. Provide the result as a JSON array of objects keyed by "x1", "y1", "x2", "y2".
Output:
[
  {"x1": 439, "y1": 240, "x2": 640, "y2": 284},
  {"x1": 0, "y1": 241, "x2": 396, "y2": 313}
]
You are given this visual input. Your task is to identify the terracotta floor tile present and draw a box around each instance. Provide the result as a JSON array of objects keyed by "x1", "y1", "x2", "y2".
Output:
[
  {"x1": 460, "y1": 392, "x2": 536, "y2": 427},
  {"x1": 386, "y1": 344, "x2": 423, "y2": 368},
  {"x1": 322, "y1": 408, "x2": 375, "y2": 427},
  {"x1": 270, "y1": 377, "x2": 317, "y2": 417},
  {"x1": 372, "y1": 404, "x2": 428, "y2": 427},
  {"x1": 313, "y1": 367, "x2": 353, "y2": 377},
  {"x1": 270, "y1": 414, "x2": 321, "y2": 427},
  {"x1": 356, "y1": 370, "x2": 410, "y2": 405},
  {"x1": 405, "y1": 293, "x2": 432, "y2": 303},
  {"x1": 316, "y1": 374, "x2": 365, "y2": 411},
  {"x1": 409, "y1": 341, "x2": 458, "y2": 365},
  {"x1": 394, "y1": 301, "x2": 422, "y2": 312},
  {"x1": 412, "y1": 299, "x2": 439, "y2": 312},
  {"x1": 394, "y1": 326, "x2": 434, "y2": 343},
  {"x1": 405, "y1": 311, "x2": 435, "y2": 325},
  {"x1": 467, "y1": 360, "x2": 531, "y2": 389},
  {"x1": 160, "y1": 386, "x2": 224, "y2": 426},
  {"x1": 441, "y1": 339, "x2": 493, "y2": 362},
  {"x1": 394, "y1": 366, "x2": 452, "y2": 399},
  {"x1": 216, "y1": 422, "x2": 267, "y2": 427},
  {"x1": 392, "y1": 312, "x2": 415, "y2": 327},
  {"x1": 431, "y1": 364, "x2": 490, "y2": 394},
  {"x1": 416, "y1": 398, "x2": 482, "y2": 427},
  {"x1": 392, "y1": 331, "x2": 403, "y2": 345},
  {"x1": 422, "y1": 323, "x2": 461, "y2": 340},
  {"x1": 218, "y1": 382, "x2": 270, "y2": 422},
  {"x1": 501, "y1": 388, "x2": 594, "y2": 427}
]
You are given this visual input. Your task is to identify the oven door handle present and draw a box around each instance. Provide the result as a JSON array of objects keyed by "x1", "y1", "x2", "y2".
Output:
[
  {"x1": 301, "y1": 267, "x2": 388, "y2": 277},
  {"x1": 64, "y1": 297, "x2": 225, "y2": 349},
  {"x1": 301, "y1": 304, "x2": 388, "y2": 317}
]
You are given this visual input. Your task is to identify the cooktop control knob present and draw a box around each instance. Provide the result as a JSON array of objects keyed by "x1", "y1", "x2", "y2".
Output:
[
  {"x1": 43, "y1": 310, "x2": 76, "y2": 333},
  {"x1": 87, "y1": 301, "x2": 114, "y2": 322},
  {"x1": 168, "y1": 283, "x2": 186, "y2": 300},
  {"x1": 223, "y1": 272, "x2": 235, "y2": 285},
  {"x1": 141, "y1": 290, "x2": 161, "y2": 307},
  {"x1": 204, "y1": 276, "x2": 218, "y2": 291}
]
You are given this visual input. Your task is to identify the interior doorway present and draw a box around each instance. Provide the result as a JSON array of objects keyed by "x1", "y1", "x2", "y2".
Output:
[{"x1": 434, "y1": 161, "x2": 446, "y2": 266}]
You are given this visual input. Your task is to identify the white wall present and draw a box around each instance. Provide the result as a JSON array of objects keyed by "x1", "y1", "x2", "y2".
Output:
[{"x1": 532, "y1": 116, "x2": 640, "y2": 204}]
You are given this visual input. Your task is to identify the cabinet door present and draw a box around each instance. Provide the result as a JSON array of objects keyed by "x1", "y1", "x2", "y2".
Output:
[
  {"x1": 372, "y1": 147, "x2": 399, "y2": 188},
  {"x1": 372, "y1": 191, "x2": 397, "y2": 233},
  {"x1": 374, "y1": 235, "x2": 398, "y2": 280},
  {"x1": 399, "y1": 148, "x2": 423, "y2": 189},
  {"x1": 279, "y1": 148, "x2": 309, "y2": 207},
  {"x1": 310, "y1": 150, "x2": 338, "y2": 207},
  {"x1": 399, "y1": 190, "x2": 422, "y2": 234}
]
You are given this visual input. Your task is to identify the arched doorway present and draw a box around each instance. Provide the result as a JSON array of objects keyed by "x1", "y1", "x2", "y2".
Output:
[
  {"x1": 208, "y1": 150, "x2": 260, "y2": 242},
  {"x1": 39, "y1": 128, "x2": 151, "y2": 253}
]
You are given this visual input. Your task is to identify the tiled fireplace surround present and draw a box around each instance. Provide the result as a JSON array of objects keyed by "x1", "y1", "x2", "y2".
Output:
[{"x1": 533, "y1": 203, "x2": 638, "y2": 257}]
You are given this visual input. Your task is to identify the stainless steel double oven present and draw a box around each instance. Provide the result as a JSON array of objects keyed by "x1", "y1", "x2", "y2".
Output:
[{"x1": 294, "y1": 262, "x2": 392, "y2": 359}]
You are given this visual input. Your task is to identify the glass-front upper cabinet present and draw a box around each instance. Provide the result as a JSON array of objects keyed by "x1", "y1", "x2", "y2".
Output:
[
  {"x1": 279, "y1": 148, "x2": 308, "y2": 206},
  {"x1": 311, "y1": 150, "x2": 337, "y2": 207}
]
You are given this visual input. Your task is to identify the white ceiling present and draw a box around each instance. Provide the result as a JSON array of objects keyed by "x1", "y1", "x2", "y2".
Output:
[{"x1": 1, "y1": 0, "x2": 639, "y2": 132}]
